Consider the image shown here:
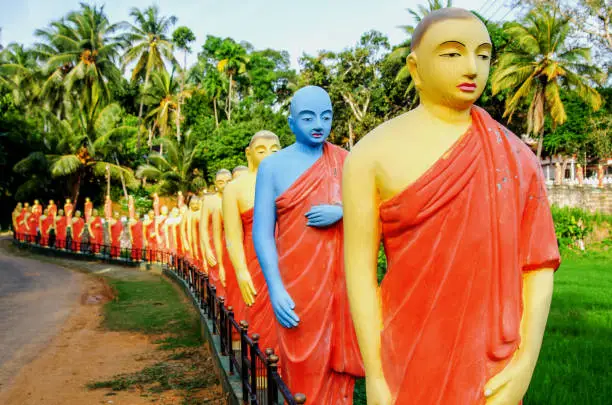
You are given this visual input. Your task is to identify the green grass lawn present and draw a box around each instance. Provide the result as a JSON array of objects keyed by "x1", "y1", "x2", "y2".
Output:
[
  {"x1": 355, "y1": 249, "x2": 612, "y2": 405},
  {"x1": 103, "y1": 276, "x2": 202, "y2": 349}
]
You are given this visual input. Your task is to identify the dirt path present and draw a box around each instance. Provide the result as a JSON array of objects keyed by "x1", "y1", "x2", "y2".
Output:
[{"x1": 0, "y1": 239, "x2": 224, "y2": 405}]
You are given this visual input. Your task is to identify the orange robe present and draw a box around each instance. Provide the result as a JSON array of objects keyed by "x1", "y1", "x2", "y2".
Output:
[
  {"x1": 55, "y1": 217, "x2": 67, "y2": 248},
  {"x1": 130, "y1": 220, "x2": 143, "y2": 261},
  {"x1": 84, "y1": 201, "x2": 93, "y2": 222},
  {"x1": 207, "y1": 214, "x2": 225, "y2": 297},
  {"x1": 40, "y1": 215, "x2": 53, "y2": 246},
  {"x1": 16, "y1": 211, "x2": 26, "y2": 241},
  {"x1": 26, "y1": 214, "x2": 37, "y2": 240},
  {"x1": 90, "y1": 217, "x2": 103, "y2": 253},
  {"x1": 48, "y1": 204, "x2": 57, "y2": 219},
  {"x1": 378, "y1": 107, "x2": 561, "y2": 405},
  {"x1": 275, "y1": 142, "x2": 364, "y2": 404},
  {"x1": 145, "y1": 221, "x2": 157, "y2": 261},
  {"x1": 64, "y1": 203, "x2": 73, "y2": 220},
  {"x1": 71, "y1": 218, "x2": 84, "y2": 251},
  {"x1": 219, "y1": 223, "x2": 246, "y2": 337},
  {"x1": 111, "y1": 220, "x2": 123, "y2": 258},
  {"x1": 241, "y1": 208, "x2": 278, "y2": 352}
]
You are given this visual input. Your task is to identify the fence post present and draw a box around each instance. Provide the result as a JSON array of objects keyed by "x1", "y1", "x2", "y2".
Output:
[
  {"x1": 266, "y1": 353, "x2": 279, "y2": 405},
  {"x1": 202, "y1": 274, "x2": 209, "y2": 312},
  {"x1": 210, "y1": 286, "x2": 217, "y2": 334},
  {"x1": 228, "y1": 307, "x2": 235, "y2": 375},
  {"x1": 250, "y1": 334, "x2": 260, "y2": 405},
  {"x1": 219, "y1": 298, "x2": 226, "y2": 354},
  {"x1": 240, "y1": 320, "x2": 249, "y2": 403},
  {"x1": 294, "y1": 394, "x2": 306, "y2": 404}
]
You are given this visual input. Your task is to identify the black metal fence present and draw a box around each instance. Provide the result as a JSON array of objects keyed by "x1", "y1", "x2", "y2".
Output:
[{"x1": 13, "y1": 231, "x2": 306, "y2": 405}]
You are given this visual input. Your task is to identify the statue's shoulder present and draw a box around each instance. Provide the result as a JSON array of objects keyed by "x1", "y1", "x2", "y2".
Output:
[{"x1": 350, "y1": 111, "x2": 416, "y2": 164}]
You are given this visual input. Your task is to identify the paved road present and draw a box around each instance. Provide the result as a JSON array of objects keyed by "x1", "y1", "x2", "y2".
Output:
[{"x1": 0, "y1": 239, "x2": 83, "y2": 391}]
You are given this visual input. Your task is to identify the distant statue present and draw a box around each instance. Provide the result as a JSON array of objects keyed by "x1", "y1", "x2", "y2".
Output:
[
  {"x1": 597, "y1": 164, "x2": 605, "y2": 188},
  {"x1": 576, "y1": 163, "x2": 584, "y2": 186},
  {"x1": 554, "y1": 161, "x2": 563, "y2": 185}
]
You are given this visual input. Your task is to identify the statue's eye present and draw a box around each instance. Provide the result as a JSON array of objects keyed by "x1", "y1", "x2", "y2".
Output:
[
  {"x1": 441, "y1": 52, "x2": 461, "y2": 58},
  {"x1": 478, "y1": 54, "x2": 491, "y2": 60}
]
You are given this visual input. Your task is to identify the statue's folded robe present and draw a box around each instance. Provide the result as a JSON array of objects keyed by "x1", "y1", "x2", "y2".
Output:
[
  {"x1": 379, "y1": 106, "x2": 561, "y2": 405},
  {"x1": 275, "y1": 142, "x2": 364, "y2": 404}
]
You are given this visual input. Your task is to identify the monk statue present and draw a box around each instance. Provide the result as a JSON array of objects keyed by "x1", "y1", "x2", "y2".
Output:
[
  {"x1": 231, "y1": 165, "x2": 248, "y2": 180},
  {"x1": 104, "y1": 195, "x2": 112, "y2": 221},
  {"x1": 48, "y1": 200, "x2": 57, "y2": 219},
  {"x1": 84, "y1": 197, "x2": 93, "y2": 222},
  {"x1": 12, "y1": 202, "x2": 23, "y2": 233},
  {"x1": 222, "y1": 131, "x2": 281, "y2": 351},
  {"x1": 200, "y1": 169, "x2": 232, "y2": 295},
  {"x1": 153, "y1": 192, "x2": 160, "y2": 217},
  {"x1": 64, "y1": 198, "x2": 74, "y2": 222},
  {"x1": 554, "y1": 161, "x2": 563, "y2": 185},
  {"x1": 576, "y1": 163, "x2": 584, "y2": 186},
  {"x1": 128, "y1": 195, "x2": 136, "y2": 220},
  {"x1": 342, "y1": 8, "x2": 560, "y2": 405},
  {"x1": 597, "y1": 164, "x2": 605, "y2": 188},
  {"x1": 178, "y1": 191, "x2": 185, "y2": 209},
  {"x1": 252, "y1": 86, "x2": 364, "y2": 404}
]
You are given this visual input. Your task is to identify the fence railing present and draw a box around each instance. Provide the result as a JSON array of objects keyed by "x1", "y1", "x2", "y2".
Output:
[{"x1": 13, "y1": 230, "x2": 306, "y2": 405}]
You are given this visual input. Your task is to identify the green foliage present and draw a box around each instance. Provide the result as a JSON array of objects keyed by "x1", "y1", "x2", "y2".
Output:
[
  {"x1": 172, "y1": 26, "x2": 196, "y2": 52},
  {"x1": 549, "y1": 205, "x2": 612, "y2": 250}
]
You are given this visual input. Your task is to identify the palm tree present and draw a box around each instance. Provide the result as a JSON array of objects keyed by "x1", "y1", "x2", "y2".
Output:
[
  {"x1": 135, "y1": 131, "x2": 205, "y2": 195},
  {"x1": 14, "y1": 102, "x2": 137, "y2": 205},
  {"x1": 491, "y1": 6, "x2": 604, "y2": 159},
  {"x1": 198, "y1": 68, "x2": 226, "y2": 128},
  {"x1": 142, "y1": 69, "x2": 191, "y2": 144},
  {"x1": 123, "y1": 5, "x2": 177, "y2": 149},
  {"x1": 215, "y1": 40, "x2": 249, "y2": 122},
  {"x1": 172, "y1": 26, "x2": 196, "y2": 142},
  {"x1": 0, "y1": 43, "x2": 40, "y2": 108},
  {"x1": 35, "y1": 4, "x2": 124, "y2": 113}
]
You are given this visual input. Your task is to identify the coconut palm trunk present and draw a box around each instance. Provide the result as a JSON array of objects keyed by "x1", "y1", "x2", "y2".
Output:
[{"x1": 136, "y1": 69, "x2": 151, "y2": 150}]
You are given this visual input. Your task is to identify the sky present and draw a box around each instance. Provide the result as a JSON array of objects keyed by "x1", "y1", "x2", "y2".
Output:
[{"x1": 0, "y1": 0, "x2": 517, "y2": 71}]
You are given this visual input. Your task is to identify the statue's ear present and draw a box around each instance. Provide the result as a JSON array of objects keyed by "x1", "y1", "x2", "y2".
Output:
[
  {"x1": 288, "y1": 115, "x2": 296, "y2": 134},
  {"x1": 407, "y1": 52, "x2": 421, "y2": 91}
]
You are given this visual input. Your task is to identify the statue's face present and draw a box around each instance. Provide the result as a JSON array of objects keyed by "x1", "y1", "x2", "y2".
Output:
[
  {"x1": 86, "y1": 198, "x2": 90, "y2": 202},
  {"x1": 58, "y1": 210, "x2": 64, "y2": 216},
  {"x1": 215, "y1": 173, "x2": 232, "y2": 192},
  {"x1": 190, "y1": 199, "x2": 201, "y2": 211},
  {"x1": 24, "y1": 203, "x2": 30, "y2": 208},
  {"x1": 34, "y1": 200, "x2": 39, "y2": 205},
  {"x1": 248, "y1": 138, "x2": 281, "y2": 169},
  {"x1": 135, "y1": 213, "x2": 140, "y2": 220},
  {"x1": 114, "y1": 212, "x2": 120, "y2": 219},
  {"x1": 66, "y1": 199, "x2": 71, "y2": 204},
  {"x1": 411, "y1": 18, "x2": 492, "y2": 110},
  {"x1": 93, "y1": 209, "x2": 98, "y2": 216},
  {"x1": 49, "y1": 200, "x2": 54, "y2": 205},
  {"x1": 288, "y1": 86, "x2": 333, "y2": 147},
  {"x1": 75, "y1": 211, "x2": 81, "y2": 218},
  {"x1": 161, "y1": 206, "x2": 168, "y2": 215}
]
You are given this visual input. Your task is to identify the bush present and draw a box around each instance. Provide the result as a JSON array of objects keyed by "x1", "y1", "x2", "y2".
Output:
[{"x1": 551, "y1": 205, "x2": 602, "y2": 251}]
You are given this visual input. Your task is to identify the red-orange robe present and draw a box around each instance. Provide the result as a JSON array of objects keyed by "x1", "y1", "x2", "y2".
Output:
[
  {"x1": 40, "y1": 215, "x2": 53, "y2": 246},
  {"x1": 48, "y1": 203, "x2": 57, "y2": 219},
  {"x1": 55, "y1": 216, "x2": 67, "y2": 248},
  {"x1": 84, "y1": 201, "x2": 93, "y2": 222},
  {"x1": 145, "y1": 220, "x2": 157, "y2": 261},
  {"x1": 275, "y1": 142, "x2": 364, "y2": 404},
  {"x1": 157, "y1": 216, "x2": 167, "y2": 262},
  {"x1": 110, "y1": 220, "x2": 123, "y2": 258},
  {"x1": 32, "y1": 204, "x2": 42, "y2": 225},
  {"x1": 378, "y1": 107, "x2": 561, "y2": 405},
  {"x1": 64, "y1": 203, "x2": 73, "y2": 220},
  {"x1": 16, "y1": 211, "x2": 26, "y2": 241},
  {"x1": 71, "y1": 218, "x2": 84, "y2": 251},
  {"x1": 241, "y1": 208, "x2": 278, "y2": 352},
  {"x1": 207, "y1": 214, "x2": 225, "y2": 297},
  {"x1": 90, "y1": 217, "x2": 103, "y2": 253},
  {"x1": 130, "y1": 220, "x2": 143, "y2": 261},
  {"x1": 26, "y1": 214, "x2": 37, "y2": 241}
]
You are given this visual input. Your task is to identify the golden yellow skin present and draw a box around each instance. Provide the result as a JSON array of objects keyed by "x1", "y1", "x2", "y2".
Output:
[
  {"x1": 222, "y1": 138, "x2": 281, "y2": 305},
  {"x1": 200, "y1": 172, "x2": 232, "y2": 284},
  {"x1": 342, "y1": 16, "x2": 554, "y2": 405},
  {"x1": 187, "y1": 199, "x2": 201, "y2": 259}
]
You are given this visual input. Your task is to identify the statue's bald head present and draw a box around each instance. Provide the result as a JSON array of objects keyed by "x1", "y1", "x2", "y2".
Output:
[
  {"x1": 289, "y1": 86, "x2": 332, "y2": 118},
  {"x1": 411, "y1": 7, "x2": 481, "y2": 52},
  {"x1": 216, "y1": 169, "x2": 232, "y2": 180},
  {"x1": 249, "y1": 130, "x2": 280, "y2": 147}
]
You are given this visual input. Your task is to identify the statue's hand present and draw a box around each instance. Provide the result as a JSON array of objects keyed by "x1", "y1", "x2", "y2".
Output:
[
  {"x1": 236, "y1": 269, "x2": 257, "y2": 306},
  {"x1": 305, "y1": 204, "x2": 343, "y2": 227},
  {"x1": 206, "y1": 249, "x2": 217, "y2": 266},
  {"x1": 366, "y1": 375, "x2": 393, "y2": 405},
  {"x1": 219, "y1": 265, "x2": 226, "y2": 287},
  {"x1": 484, "y1": 352, "x2": 535, "y2": 405},
  {"x1": 269, "y1": 285, "x2": 299, "y2": 328}
]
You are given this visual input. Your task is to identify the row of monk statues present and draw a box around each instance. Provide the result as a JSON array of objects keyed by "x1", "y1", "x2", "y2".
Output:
[{"x1": 11, "y1": 9, "x2": 560, "y2": 405}]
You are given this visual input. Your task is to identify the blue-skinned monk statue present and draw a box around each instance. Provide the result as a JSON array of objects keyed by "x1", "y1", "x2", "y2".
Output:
[{"x1": 253, "y1": 86, "x2": 364, "y2": 404}]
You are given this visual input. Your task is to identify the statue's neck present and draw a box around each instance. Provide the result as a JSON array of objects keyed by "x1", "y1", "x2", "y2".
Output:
[
  {"x1": 417, "y1": 99, "x2": 472, "y2": 126},
  {"x1": 294, "y1": 141, "x2": 324, "y2": 157}
]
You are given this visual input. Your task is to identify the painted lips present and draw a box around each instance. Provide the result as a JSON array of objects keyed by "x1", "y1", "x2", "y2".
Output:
[
  {"x1": 312, "y1": 133, "x2": 323, "y2": 138},
  {"x1": 457, "y1": 82, "x2": 477, "y2": 92}
]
